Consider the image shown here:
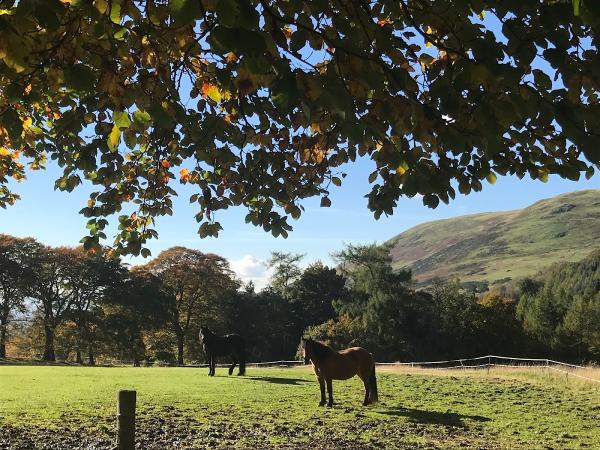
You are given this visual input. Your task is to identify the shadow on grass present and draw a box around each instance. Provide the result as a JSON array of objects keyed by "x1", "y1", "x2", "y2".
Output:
[
  {"x1": 241, "y1": 376, "x2": 311, "y2": 385},
  {"x1": 378, "y1": 406, "x2": 491, "y2": 428}
]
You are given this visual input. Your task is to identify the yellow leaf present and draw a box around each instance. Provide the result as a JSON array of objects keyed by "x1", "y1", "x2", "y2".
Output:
[
  {"x1": 202, "y1": 83, "x2": 222, "y2": 103},
  {"x1": 108, "y1": 125, "x2": 120, "y2": 151},
  {"x1": 314, "y1": 150, "x2": 324, "y2": 163},
  {"x1": 425, "y1": 26, "x2": 434, "y2": 48},
  {"x1": 22, "y1": 117, "x2": 32, "y2": 129},
  {"x1": 95, "y1": 0, "x2": 108, "y2": 14},
  {"x1": 396, "y1": 161, "x2": 409, "y2": 176},
  {"x1": 0, "y1": 147, "x2": 10, "y2": 157}
]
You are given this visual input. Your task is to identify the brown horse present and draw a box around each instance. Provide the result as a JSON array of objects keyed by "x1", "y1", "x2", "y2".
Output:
[{"x1": 301, "y1": 338, "x2": 378, "y2": 407}]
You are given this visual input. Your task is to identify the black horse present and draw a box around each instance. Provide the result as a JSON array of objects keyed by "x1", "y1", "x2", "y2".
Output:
[{"x1": 199, "y1": 326, "x2": 246, "y2": 376}]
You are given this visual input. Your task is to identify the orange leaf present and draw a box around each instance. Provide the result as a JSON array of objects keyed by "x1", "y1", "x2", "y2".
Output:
[
  {"x1": 180, "y1": 168, "x2": 191, "y2": 182},
  {"x1": 161, "y1": 159, "x2": 170, "y2": 169}
]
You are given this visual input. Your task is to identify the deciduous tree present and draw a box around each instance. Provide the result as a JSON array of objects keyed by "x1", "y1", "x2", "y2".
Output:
[
  {"x1": 1, "y1": 1, "x2": 598, "y2": 255},
  {"x1": 0, "y1": 235, "x2": 40, "y2": 358},
  {"x1": 144, "y1": 247, "x2": 239, "y2": 365}
]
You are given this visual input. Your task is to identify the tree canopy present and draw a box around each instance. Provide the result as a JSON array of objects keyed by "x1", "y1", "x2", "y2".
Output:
[{"x1": 1, "y1": 0, "x2": 599, "y2": 255}]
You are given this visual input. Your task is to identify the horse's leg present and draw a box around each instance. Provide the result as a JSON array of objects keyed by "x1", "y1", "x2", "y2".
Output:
[
  {"x1": 228, "y1": 356, "x2": 237, "y2": 376},
  {"x1": 326, "y1": 378, "x2": 334, "y2": 407},
  {"x1": 362, "y1": 378, "x2": 370, "y2": 406},
  {"x1": 318, "y1": 377, "x2": 326, "y2": 406},
  {"x1": 210, "y1": 355, "x2": 215, "y2": 376}
]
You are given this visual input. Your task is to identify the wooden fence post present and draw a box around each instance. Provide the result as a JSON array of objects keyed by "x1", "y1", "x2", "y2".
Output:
[{"x1": 117, "y1": 390, "x2": 136, "y2": 450}]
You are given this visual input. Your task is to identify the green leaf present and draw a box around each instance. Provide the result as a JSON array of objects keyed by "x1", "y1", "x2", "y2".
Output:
[
  {"x1": 65, "y1": 65, "x2": 96, "y2": 92},
  {"x1": 169, "y1": 0, "x2": 202, "y2": 25},
  {"x1": 486, "y1": 172, "x2": 497, "y2": 184},
  {"x1": 216, "y1": 0, "x2": 240, "y2": 28},
  {"x1": 423, "y1": 194, "x2": 440, "y2": 208},
  {"x1": 419, "y1": 54, "x2": 435, "y2": 71},
  {"x1": 113, "y1": 110, "x2": 131, "y2": 129},
  {"x1": 0, "y1": 108, "x2": 23, "y2": 141},
  {"x1": 148, "y1": 102, "x2": 174, "y2": 128},
  {"x1": 533, "y1": 69, "x2": 552, "y2": 91},
  {"x1": 109, "y1": 0, "x2": 122, "y2": 23},
  {"x1": 108, "y1": 125, "x2": 121, "y2": 152},
  {"x1": 34, "y1": 3, "x2": 60, "y2": 31},
  {"x1": 133, "y1": 110, "x2": 152, "y2": 127},
  {"x1": 585, "y1": 166, "x2": 595, "y2": 180}
]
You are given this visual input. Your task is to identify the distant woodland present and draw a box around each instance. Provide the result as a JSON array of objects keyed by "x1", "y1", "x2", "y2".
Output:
[{"x1": 1, "y1": 234, "x2": 599, "y2": 365}]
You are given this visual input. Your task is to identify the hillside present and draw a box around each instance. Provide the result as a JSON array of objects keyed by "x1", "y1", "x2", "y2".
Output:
[{"x1": 388, "y1": 189, "x2": 600, "y2": 287}]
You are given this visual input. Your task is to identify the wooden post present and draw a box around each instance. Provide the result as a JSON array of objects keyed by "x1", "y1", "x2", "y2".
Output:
[{"x1": 117, "y1": 390, "x2": 136, "y2": 450}]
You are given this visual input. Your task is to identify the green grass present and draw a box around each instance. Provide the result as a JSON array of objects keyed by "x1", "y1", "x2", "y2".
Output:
[
  {"x1": 388, "y1": 189, "x2": 600, "y2": 285},
  {"x1": 1, "y1": 365, "x2": 599, "y2": 449}
]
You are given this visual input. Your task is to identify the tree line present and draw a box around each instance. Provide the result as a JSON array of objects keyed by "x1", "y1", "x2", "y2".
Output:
[{"x1": 1, "y1": 233, "x2": 599, "y2": 365}]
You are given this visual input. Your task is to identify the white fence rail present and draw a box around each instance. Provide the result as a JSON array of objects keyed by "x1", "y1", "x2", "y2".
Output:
[{"x1": 375, "y1": 354, "x2": 600, "y2": 384}]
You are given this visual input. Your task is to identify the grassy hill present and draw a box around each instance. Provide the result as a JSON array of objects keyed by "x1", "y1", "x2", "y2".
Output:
[{"x1": 388, "y1": 189, "x2": 600, "y2": 287}]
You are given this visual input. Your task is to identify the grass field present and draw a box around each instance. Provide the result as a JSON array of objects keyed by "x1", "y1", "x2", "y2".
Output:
[{"x1": 1, "y1": 365, "x2": 599, "y2": 449}]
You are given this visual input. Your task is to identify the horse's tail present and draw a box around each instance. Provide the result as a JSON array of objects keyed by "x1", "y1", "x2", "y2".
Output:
[
  {"x1": 369, "y1": 363, "x2": 378, "y2": 404},
  {"x1": 238, "y1": 339, "x2": 246, "y2": 376}
]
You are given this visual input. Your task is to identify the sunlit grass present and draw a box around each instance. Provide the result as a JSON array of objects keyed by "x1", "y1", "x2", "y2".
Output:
[{"x1": 1, "y1": 365, "x2": 599, "y2": 449}]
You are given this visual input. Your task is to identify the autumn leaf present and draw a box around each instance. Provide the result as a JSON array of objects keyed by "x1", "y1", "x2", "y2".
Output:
[
  {"x1": 107, "y1": 125, "x2": 120, "y2": 152},
  {"x1": 180, "y1": 168, "x2": 190, "y2": 182},
  {"x1": 201, "y1": 83, "x2": 222, "y2": 103},
  {"x1": 161, "y1": 159, "x2": 171, "y2": 169}
]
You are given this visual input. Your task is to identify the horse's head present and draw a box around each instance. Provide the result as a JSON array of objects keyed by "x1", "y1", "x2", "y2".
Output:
[
  {"x1": 301, "y1": 337, "x2": 312, "y2": 365},
  {"x1": 199, "y1": 326, "x2": 210, "y2": 342}
]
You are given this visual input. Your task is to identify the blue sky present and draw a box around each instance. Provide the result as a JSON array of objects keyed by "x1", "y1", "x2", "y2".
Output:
[{"x1": 2, "y1": 157, "x2": 599, "y2": 288}]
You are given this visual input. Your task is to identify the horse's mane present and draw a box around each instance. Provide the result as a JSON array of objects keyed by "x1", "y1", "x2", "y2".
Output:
[{"x1": 307, "y1": 339, "x2": 335, "y2": 363}]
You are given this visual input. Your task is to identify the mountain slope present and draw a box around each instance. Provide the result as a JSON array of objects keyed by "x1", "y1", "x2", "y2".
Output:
[{"x1": 388, "y1": 190, "x2": 600, "y2": 286}]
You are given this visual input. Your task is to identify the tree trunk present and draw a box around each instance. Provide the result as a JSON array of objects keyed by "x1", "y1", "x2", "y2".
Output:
[
  {"x1": 75, "y1": 349, "x2": 83, "y2": 364},
  {"x1": 42, "y1": 324, "x2": 56, "y2": 361},
  {"x1": 177, "y1": 334, "x2": 185, "y2": 366},
  {"x1": 88, "y1": 348, "x2": 95, "y2": 366},
  {"x1": 0, "y1": 306, "x2": 9, "y2": 358},
  {"x1": 0, "y1": 321, "x2": 7, "y2": 359}
]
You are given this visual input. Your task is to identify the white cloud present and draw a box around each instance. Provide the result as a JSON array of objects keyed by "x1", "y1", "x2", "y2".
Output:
[{"x1": 228, "y1": 255, "x2": 273, "y2": 291}]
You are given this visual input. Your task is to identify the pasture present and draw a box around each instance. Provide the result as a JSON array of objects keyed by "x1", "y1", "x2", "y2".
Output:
[{"x1": 0, "y1": 365, "x2": 599, "y2": 449}]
